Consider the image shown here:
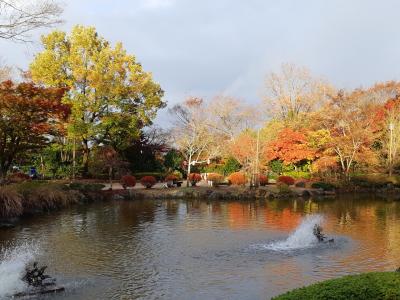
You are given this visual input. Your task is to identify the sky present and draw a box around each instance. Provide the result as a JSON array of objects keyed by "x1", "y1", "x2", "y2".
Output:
[{"x1": 2, "y1": 0, "x2": 400, "y2": 124}]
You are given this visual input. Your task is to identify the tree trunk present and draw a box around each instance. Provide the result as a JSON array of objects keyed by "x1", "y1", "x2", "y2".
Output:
[
  {"x1": 186, "y1": 156, "x2": 192, "y2": 187},
  {"x1": 109, "y1": 166, "x2": 113, "y2": 190},
  {"x1": 82, "y1": 139, "x2": 90, "y2": 177}
]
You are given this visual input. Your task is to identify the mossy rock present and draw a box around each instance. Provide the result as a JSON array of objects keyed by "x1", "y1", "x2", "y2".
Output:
[{"x1": 273, "y1": 272, "x2": 400, "y2": 300}]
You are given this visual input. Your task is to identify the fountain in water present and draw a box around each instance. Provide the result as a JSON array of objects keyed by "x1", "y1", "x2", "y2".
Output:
[
  {"x1": 14, "y1": 262, "x2": 65, "y2": 297},
  {"x1": 0, "y1": 243, "x2": 64, "y2": 298},
  {"x1": 260, "y1": 214, "x2": 333, "y2": 251}
]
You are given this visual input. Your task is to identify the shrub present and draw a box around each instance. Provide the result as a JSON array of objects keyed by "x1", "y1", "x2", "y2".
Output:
[
  {"x1": 171, "y1": 170, "x2": 183, "y2": 180},
  {"x1": 311, "y1": 181, "x2": 336, "y2": 191},
  {"x1": 295, "y1": 180, "x2": 307, "y2": 188},
  {"x1": 259, "y1": 174, "x2": 268, "y2": 186},
  {"x1": 0, "y1": 186, "x2": 23, "y2": 218},
  {"x1": 207, "y1": 173, "x2": 224, "y2": 184},
  {"x1": 8, "y1": 172, "x2": 31, "y2": 183},
  {"x1": 277, "y1": 176, "x2": 295, "y2": 186},
  {"x1": 140, "y1": 176, "x2": 157, "y2": 188},
  {"x1": 273, "y1": 272, "x2": 400, "y2": 300},
  {"x1": 228, "y1": 172, "x2": 246, "y2": 186},
  {"x1": 188, "y1": 173, "x2": 202, "y2": 186},
  {"x1": 165, "y1": 174, "x2": 178, "y2": 182},
  {"x1": 121, "y1": 175, "x2": 136, "y2": 189},
  {"x1": 222, "y1": 157, "x2": 241, "y2": 175},
  {"x1": 276, "y1": 182, "x2": 292, "y2": 194}
]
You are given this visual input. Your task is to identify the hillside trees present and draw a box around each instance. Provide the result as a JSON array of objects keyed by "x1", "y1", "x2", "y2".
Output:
[{"x1": 30, "y1": 25, "x2": 165, "y2": 175}]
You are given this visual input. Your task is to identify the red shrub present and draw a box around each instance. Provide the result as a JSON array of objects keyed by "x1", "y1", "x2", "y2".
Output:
[
  {"x1": 259, "y1": 174, "x2": 268, "y2": 186},
  {"x1": 140, "y1": 176, "x2": 157, "y2": 188},
  {"x1": 121, "y1": 175, "x2": 136, "y2": 189},
  {"x1": 188, "y1": 173, "x2": 202, "y2": 186},
  {"x1": 228, "y1": 172, "x2": 246, "y2": 186},
  {"x1": 277, "y1": 176, "x2": 295, "y2": 186},
  {"x1": 8, "y1": 172, "x2": 31, "y2": 183},
  {"x1": 165, "y1": 174, "x2": 178, "y2": 182}
]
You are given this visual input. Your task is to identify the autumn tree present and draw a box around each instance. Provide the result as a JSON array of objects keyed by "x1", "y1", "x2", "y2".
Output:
[
  {"x1": 169, "y1": 97, "x2": 215, "y2": 186},
  {"x1": 314, "y1": 90, "x2": 379, "y2": 176},
  {"x1": 91, "y1": 146, "x2": 126, "y2": 189},
  {"x1": 30, "y1": 25, "x2": 165, "y2": 175},
  {"x1": 0, "y1": 0, "x2": 63, "y2": 42},
  {"x1": 264, "y1": 63, "x2": 333, "y2": 121},
  {"x1": 265, "y1": 128, "x2": 316, "y2": 169},
  {"x1": 378, "y1": 96, "x2": 400, "y2": 176},
  {"x1": 207, "y1": 95, "x2": 260, "y2": 140},
  {"x1": 0, "y1": 59, "x2": 12, "y2": 81},
  {"x1": 0, "y1": 80, "x2": 68, "y2": 178},
  {"x1": 229, "y1": 130, "x2": 268, "y2": 184}
]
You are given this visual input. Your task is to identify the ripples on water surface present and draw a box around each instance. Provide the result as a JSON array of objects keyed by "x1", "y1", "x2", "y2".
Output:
[{"x1": 1, "y1": 197, "x2": 400, "y2": 299}]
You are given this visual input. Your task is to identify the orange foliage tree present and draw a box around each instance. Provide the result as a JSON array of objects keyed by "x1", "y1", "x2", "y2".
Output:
[
  {"x1": 265, "y1": 128, "x2": 316, "y2": 167},
  {"x1": 0, "y1": 80, "x2": 68, "y2": 178},
  {"x1": 313, "y1": 89, "x2": 380, "y2": 176}
]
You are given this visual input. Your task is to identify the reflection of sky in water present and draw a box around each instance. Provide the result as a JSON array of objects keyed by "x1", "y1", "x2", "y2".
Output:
[{"x1": 0, "y1": 197, "x2": 400, "y2": 299}]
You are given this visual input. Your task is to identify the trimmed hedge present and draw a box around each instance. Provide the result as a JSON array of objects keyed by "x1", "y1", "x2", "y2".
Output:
[{"x1": 273, "y1": 272, "x2": 400, "y2": 300}]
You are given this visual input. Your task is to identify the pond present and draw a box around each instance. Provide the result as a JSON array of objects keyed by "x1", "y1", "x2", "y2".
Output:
[{"x1": 1, "y1": 197, "x2": 400, "y2": 299}]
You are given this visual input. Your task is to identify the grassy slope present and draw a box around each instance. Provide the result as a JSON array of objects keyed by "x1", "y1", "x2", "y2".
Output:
[{"x1": 273, "y1": 272, "x2": 400, "y2": 300}]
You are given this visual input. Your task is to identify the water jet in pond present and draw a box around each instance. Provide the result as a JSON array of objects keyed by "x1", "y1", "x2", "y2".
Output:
[
  {"x1": 261, "y1": 215, "x2": 328, "y2": 251},
  {"x1": 0, "y1": 243, "x2": 39, "y2": 298}
]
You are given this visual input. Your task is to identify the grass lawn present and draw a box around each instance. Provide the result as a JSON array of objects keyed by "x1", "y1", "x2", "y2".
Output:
[{"x1": 273, "y1": 272, "x2": 400, "y2": 300}]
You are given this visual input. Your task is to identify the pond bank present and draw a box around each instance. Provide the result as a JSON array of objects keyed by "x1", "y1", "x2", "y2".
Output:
[
  {"x1": 109, "y1": 185, "x2": 334, "y2": 201},
  {"x1": 2, "y1": 182, "x2": 400, "y2": 227}
]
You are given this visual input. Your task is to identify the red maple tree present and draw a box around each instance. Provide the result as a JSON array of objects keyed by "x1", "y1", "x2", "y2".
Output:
[
  {"x1": 265, "y1": 128, "x2": 316, "y2": 165},
  {"x1": 0, "y1": 80, "x2": 68, "y2": 177}
]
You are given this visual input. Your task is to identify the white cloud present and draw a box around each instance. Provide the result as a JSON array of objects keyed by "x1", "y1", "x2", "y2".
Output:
[{"x1": 141, "y1": 0, "x2": 176, "y2": 9}]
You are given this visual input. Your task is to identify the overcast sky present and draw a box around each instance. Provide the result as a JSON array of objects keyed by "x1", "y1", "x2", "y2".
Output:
[{"x1": 2, "y1": 0, "x2": 400, "y2": 124}]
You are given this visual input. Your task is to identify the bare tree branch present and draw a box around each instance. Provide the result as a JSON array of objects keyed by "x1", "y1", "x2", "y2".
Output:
[{"x1": 0, "y1": 0, "x2": 63, "y2": 42}]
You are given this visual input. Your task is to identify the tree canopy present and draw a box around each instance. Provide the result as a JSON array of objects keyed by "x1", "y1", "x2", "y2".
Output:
[{"x1": 30, "y1": 25, "x2": 165, "y2": 174}]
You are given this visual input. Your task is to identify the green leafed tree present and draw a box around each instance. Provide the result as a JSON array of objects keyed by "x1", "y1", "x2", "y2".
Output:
[{"x1": 30, "y1": 25, "x2": 165, "y2": 175}]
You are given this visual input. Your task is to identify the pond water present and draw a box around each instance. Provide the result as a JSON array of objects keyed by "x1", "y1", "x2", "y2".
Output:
[{"x1": 1, "y1": 197, "x2": 400, "y2": 299}]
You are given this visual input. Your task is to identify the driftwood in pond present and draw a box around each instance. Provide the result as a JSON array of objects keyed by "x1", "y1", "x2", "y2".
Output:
[{"x1": 313, "y1": 224, "x2": 334, "y2": 243}]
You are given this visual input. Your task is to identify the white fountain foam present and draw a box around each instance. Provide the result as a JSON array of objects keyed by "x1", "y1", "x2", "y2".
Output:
[
  {"x1": 0, "y1": 242, "x2": 39, "y2": 298},
  {"x1": 263, "y1": 214, "x2": 324, "y2": 251}
]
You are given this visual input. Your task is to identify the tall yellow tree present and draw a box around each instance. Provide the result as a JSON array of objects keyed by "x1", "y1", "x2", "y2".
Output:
[{"x1": 30, "y1": 25, "x2": 165, "y2": 175}]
